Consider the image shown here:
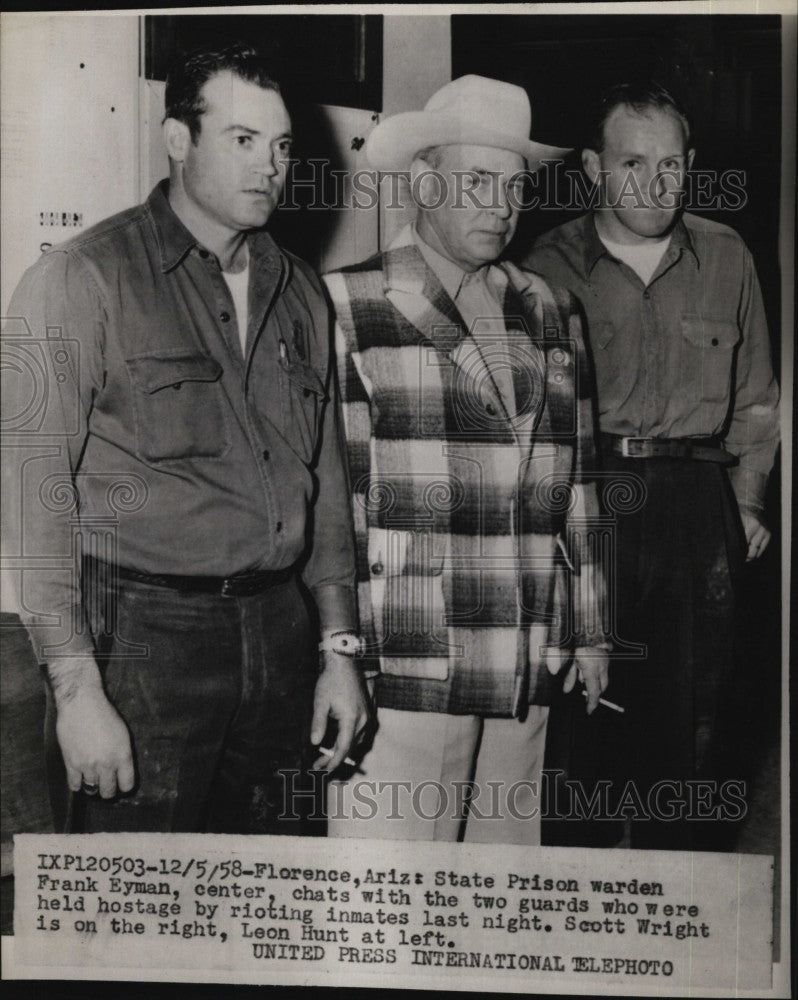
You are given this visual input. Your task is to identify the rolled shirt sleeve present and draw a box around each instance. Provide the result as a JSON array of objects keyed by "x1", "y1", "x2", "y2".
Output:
[
  {"x1": 297, "y1": 269, "x2": 358, "y2": 635},
  {"x1": 724, "y1": 248, "x2": 780, "y2": 516},
  {"x1": 1, "y1": 251, "x2": 103, "y2": 662}
]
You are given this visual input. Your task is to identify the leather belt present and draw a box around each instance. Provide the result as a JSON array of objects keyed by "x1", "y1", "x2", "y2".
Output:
[
  {"x1": 604, "y1": 435, "x2": 738, "y2": 466},
  {"x1": 87, "y1": 559, "x2": 295, "y2": 597}
]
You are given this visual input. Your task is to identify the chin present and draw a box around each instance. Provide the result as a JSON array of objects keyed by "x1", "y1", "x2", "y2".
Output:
[
  {"x1": 469, "y1": 236, "x2": 507, "y2": 262},
  {"x1": 241, "y1": 210, "x2": 273, "y2": 230},
  {"x1": 622, "y1": 209, "x2": 677, "y2": 240}
]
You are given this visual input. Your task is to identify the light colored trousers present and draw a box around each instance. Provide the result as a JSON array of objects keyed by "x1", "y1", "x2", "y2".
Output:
[{"x1": 327, "y1": 706, "x2": 549, "y2": 844}]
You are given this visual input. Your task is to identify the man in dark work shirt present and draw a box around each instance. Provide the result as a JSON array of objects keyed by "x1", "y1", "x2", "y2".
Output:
[
  {"x1": 525, "y1": 82, "x2": 779, "y2": 850},
  {"x1": 0, "y1": 42, "x2": 369, "y2": 833}
]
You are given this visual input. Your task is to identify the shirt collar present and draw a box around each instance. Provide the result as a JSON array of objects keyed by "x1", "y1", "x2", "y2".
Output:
[
  {"x1": 411, "y1": 224, "x2": 492, "y2": 301},
  {"x1": 582, "y1": 212, "x2": 699, "y2": 276},
  {"x1": 146, "y1": 179, "x2": 286, "y2": 280}
]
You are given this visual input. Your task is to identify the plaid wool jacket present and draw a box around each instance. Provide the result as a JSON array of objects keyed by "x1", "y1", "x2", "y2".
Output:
[{"x1": 324, "y1": 226, "x2": 606, "y2": 716}]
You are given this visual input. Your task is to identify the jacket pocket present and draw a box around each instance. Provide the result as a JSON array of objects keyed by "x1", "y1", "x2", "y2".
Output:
[
  {"x1": 367, "y1": 527, "x2": 449, "y2": 680},
  {"x1": 280, "y1": 359, "x2": 326, "y2": 462},
  {"x1": 126, "y1": 351, "x2": 229, "y2": 462},
  {"x1": 680, "y1": 315, "x2": 739, "y2": 403}
]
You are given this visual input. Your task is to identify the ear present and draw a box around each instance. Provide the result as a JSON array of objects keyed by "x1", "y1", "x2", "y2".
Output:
[
  {"x1": 582, "y1": 148, "x2": 602, "y2": 185},
  {"x1": 163, "y1": 118, "x2": 192, "y2": 163},
  {"x1": 687, "y1": 148, "x2": 696, "y2": 170}
]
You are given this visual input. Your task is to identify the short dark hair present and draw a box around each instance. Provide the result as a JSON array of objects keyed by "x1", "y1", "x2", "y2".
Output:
[
  {"x1": 164, "y1": 42, "x2": 280, "y2": 143},
  {"x1": 591, "y1": 81, "x2": 691, "y2": 153}
]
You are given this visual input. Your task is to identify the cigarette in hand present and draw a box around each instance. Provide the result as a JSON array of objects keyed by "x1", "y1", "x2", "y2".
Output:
[
  {"x1": 318, "y1": 746, "x2": 358, "y2": 767},
  {"x1": 582, "y1": 691, "x2": 625, "y2": 713}
]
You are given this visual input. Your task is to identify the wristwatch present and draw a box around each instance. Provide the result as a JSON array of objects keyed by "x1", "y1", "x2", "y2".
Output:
[{"x1": 318, "y1": 631, "x2": 365, "y2": 657}]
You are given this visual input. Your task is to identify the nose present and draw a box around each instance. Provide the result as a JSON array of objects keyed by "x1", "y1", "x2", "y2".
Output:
[
  {"x1": 491, "y1": 183, "x2": 513, "y2": 221},
  {"x1": 253, "y1": 144, "x2": 279, "y2": 179},
  {"x1": 652, "y1": 168, "x2": 680, "y2": 208}
]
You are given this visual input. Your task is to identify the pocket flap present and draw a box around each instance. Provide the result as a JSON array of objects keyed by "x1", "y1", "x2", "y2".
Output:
[
  {"x1": 284, "y1": 360, "x2": 325, "y2": 398},
  {"x1": 681, "y1": 315, "x2": 739, "y2": 351},
  {"x1": 126, "y1": 353, "x2": 223, "y2": 394},
  {"x1": 592, "y1": 320, "x2": 616, "y2": 350}
]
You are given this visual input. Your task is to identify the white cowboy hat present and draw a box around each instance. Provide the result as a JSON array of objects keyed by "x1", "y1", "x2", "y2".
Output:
[{"x1": 366, "y1": 74, "x2": 571, "y2": 172}]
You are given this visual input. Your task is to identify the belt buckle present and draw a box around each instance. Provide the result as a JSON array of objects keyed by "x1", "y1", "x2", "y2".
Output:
[
  {"x1": 220, "y1": 577, "x2": 235, "y2": 598},
  {"x1": 620, "y1": 437, "x2": 647, "y2": 458}
]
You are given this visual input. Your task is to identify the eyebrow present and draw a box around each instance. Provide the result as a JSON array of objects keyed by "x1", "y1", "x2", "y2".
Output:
[
  {"x1": 223, "y1": 125, "x2": 294, "y2": 141},
  {"x1": 618, "y1": 150, "x2": 686, "y2": 159}
]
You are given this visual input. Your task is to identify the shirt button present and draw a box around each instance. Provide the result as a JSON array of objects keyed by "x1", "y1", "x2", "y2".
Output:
[
  {"x1": 643, "y1": 291, "x2": 650, "y2": 300},
  {"x1": 198, "y1": 249, "x2": 210, "y2": 259},
  {"x1": 275, "y1": 521, "x2": 283, "y2": 533},
  {"x1": 220, "y1": 311, "x2": 231, "y2": 323},
  {"x1": 262, "y1": 449, "x2": 270, "y2": 461},
  {"x1": 711, "y1": 337, "x2": 719, "y2": 346},
  {"x1": 371, "y1": 562, "x2": 384, "y2": 575}
]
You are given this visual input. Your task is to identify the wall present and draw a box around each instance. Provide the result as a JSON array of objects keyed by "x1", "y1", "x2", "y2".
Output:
[
  {"x1": 1, "y1": 14, "x2": 140, "y2": 311},
  {"x1": 379, "y1": 15, "x2": 452, "y2": 248}
]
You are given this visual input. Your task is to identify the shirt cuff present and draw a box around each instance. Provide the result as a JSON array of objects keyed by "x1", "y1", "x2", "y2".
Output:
[
  {"x1": 727, "y1": 466, "x2": 769, "y2": 517},
  {"x1": 311, "y1": 583, "x2": 358, "y2": 636},
  {"x1": 23, "y1": 616, "x2": 95, "y2": 665}
]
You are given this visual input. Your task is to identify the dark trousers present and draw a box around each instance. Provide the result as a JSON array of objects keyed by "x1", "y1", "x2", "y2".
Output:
[
  {"x1": 1, "y1": 614, "x2": 55, "y2": 854},
  {"x1": 46, "y1": 573, "x2": 320, "y2": 834},
  {"x1": 544, "y1": 451, "x2": 746, "y2": 851}
]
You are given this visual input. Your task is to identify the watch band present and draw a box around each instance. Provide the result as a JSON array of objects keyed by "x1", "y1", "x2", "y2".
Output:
[{"x1": 318, "y1": 631, "x2": 364, "y2": 657}]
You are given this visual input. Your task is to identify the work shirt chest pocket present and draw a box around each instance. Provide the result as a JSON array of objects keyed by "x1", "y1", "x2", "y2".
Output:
[
  {"x1": 125, "y1": 352, "x2": 229, "y2": 462},
  {"x1": 680, "y1": 315, "x2": 740, "y2": 403},
  {"x1": 280, "y1": 359, "x2": 326, "y2": 462}
]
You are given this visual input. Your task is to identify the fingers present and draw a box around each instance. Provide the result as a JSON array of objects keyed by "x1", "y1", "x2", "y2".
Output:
[
  {"x1": 562, "y1": 662, "x2": 578, "y2": 694},
  {"x1": 747, "y1": 525, "x2": 771, "y2": 561},
  {"x1": 325, "y1": 715, "x2": 358, "y2": 772},
  {"x1": 544, "y1": 647, "x2": 569, "y2": 676},
  {"x1": 65, "y1": 763, "x2": 83, "y2": 793},
  {"x1": 310, "y1": 699, "x2": 328, "y2": 748},
  {"x1": 117, "y1": 756, "x2": 136, "y2": 795},
  {"x1": 98, "y1": 767, "x2": 117, "y2": 800},
  {"x1": 582, "y1": 670, "x2": 603, "y2": 714}
]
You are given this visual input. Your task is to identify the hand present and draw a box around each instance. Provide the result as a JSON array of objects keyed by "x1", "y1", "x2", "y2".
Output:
[
  {"x1": 564, "y1": 647, "x2": 610, "y2": 714},
  {"x1": 52, "y1": 660, "x2": 135, "y2": 798},
  {"x1": 310, "y1": 652, "x2": 371, "y2": 772},
  {"x1": 546, "y1": 645, "x2": 610, "y2": 715},
  {"x1": 740, "y1": 511, "x2": 771, "y2": 561}
]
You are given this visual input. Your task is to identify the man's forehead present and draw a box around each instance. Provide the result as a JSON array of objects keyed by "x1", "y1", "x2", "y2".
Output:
[
  {"x1": 604, "y1": 104, "x2": 686, "y2": 147},
  {"x1": 200, "y1": 71, "x2": 289, "y2": 123},
  {"x1": 441, "y1": 143, "x2": 526, "y2": 171}
]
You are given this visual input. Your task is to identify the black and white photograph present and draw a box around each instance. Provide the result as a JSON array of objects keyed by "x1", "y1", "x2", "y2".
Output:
[{"x1": 0, "y1": 4, "x2": 793, "y2": 996}]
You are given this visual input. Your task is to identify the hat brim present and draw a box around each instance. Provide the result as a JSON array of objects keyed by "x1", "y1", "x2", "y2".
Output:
[{"x1": 366, "y1": 110, "x2": 572, "y2": 172}]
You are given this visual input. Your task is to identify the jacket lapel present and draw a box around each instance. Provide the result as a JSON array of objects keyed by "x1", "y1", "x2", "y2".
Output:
[
  {"x1": 383, "y1": 233, "x2": 464, "y2": 357},
  {"x1": 498, "y1": 262, "x2": 548, "y2": 445},
  {"x1": 383, "y1": 228, "x2": 515, "y2": 442}
]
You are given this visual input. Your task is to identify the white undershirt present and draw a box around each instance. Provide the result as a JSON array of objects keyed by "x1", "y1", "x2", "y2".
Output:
[
  {"x1": 599, "y1": 233, "x2": 672, "y2": 286},
  {"x1": 222, "y1": 263, "x2": 250, "y2": 353}
]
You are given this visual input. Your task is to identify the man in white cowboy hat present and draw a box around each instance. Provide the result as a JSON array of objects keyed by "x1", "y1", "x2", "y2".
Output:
[{"x1": 323, "y1": 75, "x2": 610, "y2": 844}]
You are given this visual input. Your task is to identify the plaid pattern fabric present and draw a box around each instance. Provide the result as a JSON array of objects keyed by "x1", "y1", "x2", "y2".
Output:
[{"x1": 324, "y1": 226, "x2": 604, "y2": 716}]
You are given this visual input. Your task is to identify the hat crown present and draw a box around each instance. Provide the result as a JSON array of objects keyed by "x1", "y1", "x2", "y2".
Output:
[{"x1": 424, "y1": 74, "x2": 532, "y2": 138}]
